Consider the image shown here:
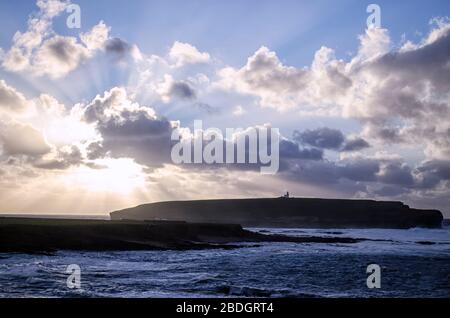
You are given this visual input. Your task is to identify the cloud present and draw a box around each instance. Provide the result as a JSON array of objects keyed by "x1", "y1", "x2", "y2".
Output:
[
  {"x1": 86, "y1": 141, "x2": 106, "y2": 160},
  {"x1": 362, "y1": 124, "x2": 405, "y2": 144},
  {"x1": 340, "y1": 21, "x2": 450, "y2": 162},
  {"x1": 33, "y1": 35, "x2": 89, "y2": 78},
  {"x1": 232, "y1": 105, "x2": 246, "y2": 116},
  {"x1": 194, "y1": 102, "x2": 219, "y2": 115},
  {"x1": 0, "y1": 80, "x2": 30, "y2": 113},
  {"x1": 276, "y1": 146, "x2": 450, "y2": 201},
  {"x1": 169, "y1": 41, "x2": 211, "y2": 67},
  {"x1": 212, "y1": 23, "x2": 443, "y2": 124},
  {"x1": 0, "y1": 5, "x2": 449, "y2": 215},
  {"x1": 33, "y1": 145, "x2": 83, "y2": 169},
  {"x1": 1, "y1": 1, "x2": 111, "y2": 78},
  {"x1": 369, "y1": 24, "x2": 450, "y2": 93},
  {"x1": 279, "y1": 153, "x2": 419, "y2": 199},
  {"x1": 338, "y1": 159, "x2": 380, "y2": 182},
  {"x1": 82, "y1": 87, "x2": 176, "y2": 167},
  {"x1": 279, "y1": 139, "x2": 323, "y2": 160},
  {"x1": 82, "y1": 86, "x2": 159, "y2": 124},
  {"x1": 293, "y1": 127, "x2": 370, "y2": 153},
  {"x1": 155, "y1": 74, "x2": 197, "y2": 103},
  {"x1": 341, "y1": 137, "x2": 370, "y2": 152},
  {"x1": 215, "y1": 20, "x2": 450, "y2": 165},
  {"x1": 294, "y1": 127, "x2": 345, "y2": 150},
  {"x1": 343, "y1": 26, "x2": 450, "y2": 120},
  {"x1": 0, "y1": 79, "x2": 102, "y2": 173},
  {"x1": 103, "y1": 37, "x2": 142, "y2": 62},
  {"x1": 105, "y1": 38, "x2": 130, "y2": 56},
  {"x1": 168, "y1": 81, "x2": 197, "y2": 100},
  {"x1": 216, "y1": 46, "x2": 351, "y2": 113},
  {"x1": 352, "y1": 27, "x2": 391, "y2": 64},
  {"x1": 372, "y1": 185, "x2": 409, "y2": 197},
  {"x1": 36, "y1": 0, "x2": 69, "y2": 19},
  {"x1": 79, "y1": 91, "x2": 434, "y2": 201},
  {"x1": 377, "y1": 162, "x2": 415, "y2": 186},
  {"x1": 217, "y1": 46, "x2": 309, "y2": 111},
  {"x1": 416, "y1": 159, "x2": 450, "y2": 188},
  {"x1": 80, "y1": 21, "x2": 110, "y2": 51},
  {"x1": 0, "y1": 121, "x2": 51, "y2": 157}
]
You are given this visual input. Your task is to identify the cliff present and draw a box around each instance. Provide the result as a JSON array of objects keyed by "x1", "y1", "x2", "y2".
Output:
[{"x1": 110, "y1": 198, "x2": 443, "y2": 229}]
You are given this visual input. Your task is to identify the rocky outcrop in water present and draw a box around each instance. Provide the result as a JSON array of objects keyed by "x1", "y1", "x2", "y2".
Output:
[{"x1": 0, "y1": 218, "x2": 367, "y2": 253}]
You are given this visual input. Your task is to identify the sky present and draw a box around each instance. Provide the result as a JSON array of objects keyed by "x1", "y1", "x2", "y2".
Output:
[{"x1": 0, "y1": 0, "x2": 449, "y2": 216}]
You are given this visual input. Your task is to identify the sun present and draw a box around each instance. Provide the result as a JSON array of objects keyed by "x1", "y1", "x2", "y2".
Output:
[{"x1": 65, "y1": 158, "x2": 146, "y2": 194}]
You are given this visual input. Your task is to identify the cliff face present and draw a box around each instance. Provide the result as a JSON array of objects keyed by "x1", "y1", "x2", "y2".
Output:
[{"x1": 110, "y1": 198, "x2": 443, "y2": 229}]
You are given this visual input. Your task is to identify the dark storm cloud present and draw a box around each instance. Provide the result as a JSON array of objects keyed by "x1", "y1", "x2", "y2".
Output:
[
  {"x1": 98, "y1": 110, "x2": 172, "y2": 138},
  {"x1": 83, "y1": 88, "x2": 124, "y2": 123},
  {"x1": 279, "y1": 139, "x2": 323, "y2": 160},
  {"x1": 325, "y1": 67, "x2": 353, "y2": 91},
  {"x1": 47, "y1": 37, "x2": 74, "y2": 62},
  {"x1": 169, "y1": 81, "x2": 196, "y2": 100},
  {"x1": 97, "y1": 112, "x2": 174, "y2": 167},
  {"x1": 86, "y1": 141, "x2": 106, "y2": 160},
  {"x1": 293, "y1": 127, "x2": 370, "y2": 152},
  {"x1": 282, "y1": 160, "x2": 340, "y2": 185},
  {"x1": 348, "y1": 25, "x2": 450, "y2": 150},
  {"x1": 296, "y1": 148, "x2": 324, "y2": 160},
  {"x1": 370, "y1": 126, "x2": 404, "y2": 143},
  {"x1": 418, "y1": 160, "x2": 450, "y2": 180},
  {"x1": 338, "y1": 159, "x2": 379, "y2": 182},
  {"x1": 105, "y1": 37, "x2": 131, "y2": 59},
  {"x1": 377, "y1": 162, "x2": 415, "y2": 186},
  {"x1": 342, "y1": 138, "x2": 370, "y2": 152},
  {"x1": 80, "y1": 87, "x2": 176, "y2": 167},
  {"x1": 370, "y1": 27, "x2": 450, "y2": 93},
  {"x1": 373, "y1": 185, "x2": 409, "y2": 197},
  {"x1": 278, "y1": 154, "x2": 434, "y2": 195},
  {"x1": 294, "y1": 127, "x2": 345, "y2": 150},
  {"x1": 280, "y1": 158, "x2": 381, "y2": 186},
  {"x1": 415, "y1": 160, "x2": 450, "y2": 189},
  {"x1": 33, "y1": 145, "x2": 83, "y2": 170}
]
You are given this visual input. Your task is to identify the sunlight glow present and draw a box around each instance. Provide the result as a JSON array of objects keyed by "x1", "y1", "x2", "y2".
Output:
[{"x1": 65, "y1": 158, "x2": 146, "y2": 194}]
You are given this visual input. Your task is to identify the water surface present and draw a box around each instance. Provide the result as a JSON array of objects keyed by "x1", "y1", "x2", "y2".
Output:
[{"x1": 0, "y1": 227, "x2": 449, "y2": 298}]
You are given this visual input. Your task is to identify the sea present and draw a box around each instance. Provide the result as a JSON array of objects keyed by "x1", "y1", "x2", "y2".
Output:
[{"x1": 0, "y1": 224, "x2": 449, "y2": 298}]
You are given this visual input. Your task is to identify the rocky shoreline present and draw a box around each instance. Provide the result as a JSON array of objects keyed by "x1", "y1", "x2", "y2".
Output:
[{"x1": 0, "y1": 218, "x2": 369, "y2": 253}]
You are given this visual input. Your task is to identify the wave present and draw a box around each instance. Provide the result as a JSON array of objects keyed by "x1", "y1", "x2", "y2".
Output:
[{"x1": 214, "y1": 284, "x2": 320, "y2": 298}]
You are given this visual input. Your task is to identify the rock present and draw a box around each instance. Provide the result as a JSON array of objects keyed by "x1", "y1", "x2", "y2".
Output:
[{"x1": 0, "y1": 217, "x2": 372, "y2": 253}]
